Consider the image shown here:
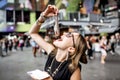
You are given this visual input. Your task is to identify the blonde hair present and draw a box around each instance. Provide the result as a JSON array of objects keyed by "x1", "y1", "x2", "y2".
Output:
[{"x1": 69, "y1": 34, "x2": 87, "y2": 72}]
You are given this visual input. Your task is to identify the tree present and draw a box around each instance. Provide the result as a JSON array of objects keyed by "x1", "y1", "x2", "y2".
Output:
[
  {"x1": 66, "y1": 0, "x2": 81, "y2": 12},
  {"x1": 48, "y1": 0, "x2": 55, "y2": 5}
]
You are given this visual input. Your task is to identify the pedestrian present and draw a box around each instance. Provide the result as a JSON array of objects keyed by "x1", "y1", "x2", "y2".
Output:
[
  {"x1": 19, "y1": 37, "x2": 24, "y2": 51},
  {"x1": 29, "y1": 5, "x2": 87, "y2": 80},
  {"x1": 8, "y1": 39, "x2": 13, "y2": 52},
  {"x1": 109, "y1": 35, "x2": 116, "y2": 55},
  {"x1": 115, "y1": 33, "x2": 120, "y2": 48},
  {"x1": 0, "y1": 39, "x2": 3, "y2": 57},
  {"x1": 85, "y1": 36, "x2": 93, "y2": 60},
  {"x1": 4, "y1": 38, "x2": 9, "y2": 54},
  {"x1": 100, "y1": 36, "x2": 108, "y2": 64},
  {"x1": 30, "y1": 38, "x2": 39, "y2": 57}
]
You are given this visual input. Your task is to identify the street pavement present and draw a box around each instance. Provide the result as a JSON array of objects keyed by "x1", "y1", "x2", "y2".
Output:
[
  {"x1": 82, "y1": 46, "x2": 120, "y2": 80},
  {"x1": 0, "y1": 47, "x2": 120, "y2": 80}
]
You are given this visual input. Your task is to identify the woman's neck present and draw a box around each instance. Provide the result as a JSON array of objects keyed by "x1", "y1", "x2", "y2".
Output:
[{"x1": 55, "y1": 49, "x2": 68, "y2": 62}]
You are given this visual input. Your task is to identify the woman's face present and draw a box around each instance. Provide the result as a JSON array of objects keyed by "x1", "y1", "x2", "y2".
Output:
[{"x1": 53, "y1": 32, "x2": 79, "y2": 50}]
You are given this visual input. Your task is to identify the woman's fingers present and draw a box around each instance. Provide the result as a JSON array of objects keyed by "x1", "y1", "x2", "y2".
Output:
[{"x1": 44, "y1": 5, "x2": 58, "y2": 17}]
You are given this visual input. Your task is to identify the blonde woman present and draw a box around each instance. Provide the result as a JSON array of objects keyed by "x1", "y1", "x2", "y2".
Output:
[
  {"x1": 29, "y1": 5, "x2": 87, "y2": 80},
  {"x1": 100, "y1": 36, "x2": 108, "y2": 64}
]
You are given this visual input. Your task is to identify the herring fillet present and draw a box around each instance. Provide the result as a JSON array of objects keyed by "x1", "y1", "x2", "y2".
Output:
[{"x1": 54, "y1": 16, "x2": 60, "y2": 36}]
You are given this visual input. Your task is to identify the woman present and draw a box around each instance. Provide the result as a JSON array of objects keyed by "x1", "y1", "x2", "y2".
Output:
[
  {"x1": 85, "y1": 36, "x2": 93, "y2": 60},
  {"x1": 100, "y1": 36, "x2": 107, "y2": 64},
  {"x1": 29, "y1": 5, "x2": 87, "y2": 80},
  {"x1": 30, "y1": 38, "x2": 39, "y2": 57}
]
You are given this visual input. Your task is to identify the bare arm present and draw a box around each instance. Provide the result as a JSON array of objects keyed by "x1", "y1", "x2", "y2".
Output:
[
  {"x1": 29, "y1": 5, "x2": 58, "y2": 54},
  {"x1": 70, "y1": 68, "x2": 81, "y2": 80}
]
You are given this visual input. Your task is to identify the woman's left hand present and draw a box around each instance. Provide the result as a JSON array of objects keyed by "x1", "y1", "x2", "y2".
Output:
[
  {"x1": 42, "y1": 76, "x2": 53, "y2": 80},
  {"x1": 32, "y1": 76, "x2": 53, "y2": 80}
]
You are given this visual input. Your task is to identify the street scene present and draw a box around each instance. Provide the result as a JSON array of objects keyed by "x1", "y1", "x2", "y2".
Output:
[
  {"x1": 0, "y1": 0, "x2": 120, "y2": 80},
  {"x1": 0, "y1": 46, "x2": 120, "y2": 80}
]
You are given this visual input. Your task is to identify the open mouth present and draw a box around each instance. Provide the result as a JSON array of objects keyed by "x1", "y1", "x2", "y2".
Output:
[
  {"x1": 57, "y1": 38, "x2": 62, "y2": 41},
  {"x1": 54, "y1": 36, "x2": 62, "y2": 41},
  {"x1": 53, "y1": 36, "x2": 61, "y2": 40}
]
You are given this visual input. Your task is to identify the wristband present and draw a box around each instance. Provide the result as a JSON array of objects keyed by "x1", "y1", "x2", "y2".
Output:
[
  {"x1": 39, "y1": 12, "x2": 47, "y2": 23},
  {"x1": 36, "y1": 19, "x2": 42, "y2": 26}
]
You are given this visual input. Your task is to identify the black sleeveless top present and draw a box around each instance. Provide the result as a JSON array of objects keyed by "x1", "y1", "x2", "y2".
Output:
[{"x1": 44, "y1": 53, "x2": 81, "y2": 80}]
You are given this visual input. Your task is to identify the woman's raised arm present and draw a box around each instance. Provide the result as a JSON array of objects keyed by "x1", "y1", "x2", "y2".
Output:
[{"x1": 29, "y1": 5, "x2": 58, "y2": 54}]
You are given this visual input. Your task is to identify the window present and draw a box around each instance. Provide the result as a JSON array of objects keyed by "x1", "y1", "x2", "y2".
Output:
[
  {"x1": 15, "y1": 10, "x2": 22, "y2": 22},
  {"x1": 6, "y1": 10, "x2": 14, "y2": 22},
  {"x1": 24, "y1": 11, "x2": 30, "y2": 23},
  {"x1": 69, "y1": 12, "x2": 79, "y2": 21}
]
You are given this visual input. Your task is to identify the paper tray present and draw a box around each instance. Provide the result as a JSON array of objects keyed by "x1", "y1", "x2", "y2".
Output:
[{"x1": 27, "y1": 69, "x2": 50, "y2": 79}]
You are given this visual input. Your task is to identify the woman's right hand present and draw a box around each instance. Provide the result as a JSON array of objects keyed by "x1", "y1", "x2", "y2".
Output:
[{"x1": 42, "y1": 5, "x2": 58, "y2": 18}]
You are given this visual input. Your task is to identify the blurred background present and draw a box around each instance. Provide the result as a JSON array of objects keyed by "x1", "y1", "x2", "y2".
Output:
[
  {"x1": 0, "y1": 0, "x2": 120, "y2": 80},
  {"x1": 0, "y1": 0, "x2": 119, "y2": 37}
]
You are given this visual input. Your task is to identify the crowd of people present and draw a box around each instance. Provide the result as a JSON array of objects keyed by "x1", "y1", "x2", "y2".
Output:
[
  {"x1": 85, "y1": 32, "x2": 120, "y2": 64},
  {"x1": 0, "y1": 33, "x2": 53, "y2": 57},
  {"x1": 1, "y1": 32, "x2": 119, "y2": 61},
  {"x1": 0, "y1": 34, "x2": 28, "y2": 57}
]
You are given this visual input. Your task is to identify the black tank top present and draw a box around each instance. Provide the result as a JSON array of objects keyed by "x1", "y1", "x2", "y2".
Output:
[{"x1": 44, "y1": 53, "x2": 81, "y2": 80}]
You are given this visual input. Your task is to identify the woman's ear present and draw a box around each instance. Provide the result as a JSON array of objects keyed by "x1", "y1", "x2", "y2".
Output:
[{"x1": 68, "y1": 47, "x2": 75, "y2": 55}]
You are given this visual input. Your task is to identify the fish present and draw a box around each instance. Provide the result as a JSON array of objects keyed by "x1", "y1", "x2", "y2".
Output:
[{"x1": 54, "y1": 15, "x2": 60, "y2": 37}]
